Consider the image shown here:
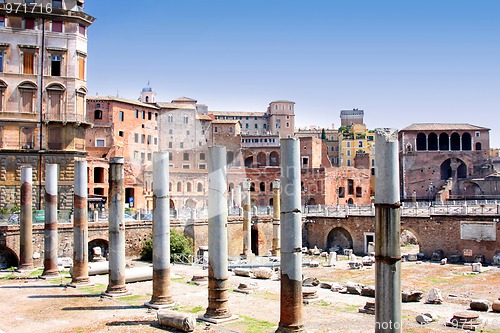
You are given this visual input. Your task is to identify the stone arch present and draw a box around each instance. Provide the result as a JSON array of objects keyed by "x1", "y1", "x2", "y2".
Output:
[
  {"x1": 185, "y1": 198, "x2": 196, "y2": 208},
  {"x1": 269, "y1": 151, "x2": 279, "y2": 166},
  {"x1": 450, "y1": 132, "x2": 461, "y2": 150},
  {"x1": 439, "y1": 133, "x2": 449, "y2": 151},
  {"x1": 259, "y1": 181, "x2": 265, "y2": 192},
  {"x1": 416, "y1": 133, "x2": 426, "y2": 151},
  {"x1": 326, "y1": 227, "x2": 353, "y2": 253},
  {"x1": 428, "y1": 132, "x2": 438, "y2": 151},
  {"x1": 475, "y1": 142, "x2": 482, "y2": 151},
  {"x1": 462, "y1": 132, "x2": 472, "y2": 151},
  {"x1": 400, "y1": 228, "x2": 421, "y2": 254},
  {"x1": 257, "y1": 152, "x2": 266, "y2": 167},
  {"x1": 170, "y1": 199, "x2": 175, "y2": 210},
  {"x1": 0, "y1": 245, "x2": 19, "y2": 269},
  {"x1": 88, "y1": 239, "x2": 108, "y2": 262},
  {"x1": 244, "y1": 156, "x2": 253, "y2": 168}
]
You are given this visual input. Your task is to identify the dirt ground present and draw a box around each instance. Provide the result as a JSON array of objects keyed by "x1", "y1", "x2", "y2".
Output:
[{"x1": 1, "y1": 257, "x2": 500, "y2": 333}]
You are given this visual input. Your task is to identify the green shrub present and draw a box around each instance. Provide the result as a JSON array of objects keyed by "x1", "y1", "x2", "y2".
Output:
[{"x1": 140, "y1": 229, "x2": 193, "y2": 261}]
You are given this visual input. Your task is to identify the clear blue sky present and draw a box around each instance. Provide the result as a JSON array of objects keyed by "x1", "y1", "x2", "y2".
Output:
[{"x1": 84, "y1": 1, "x2": 500, "y2": 147}]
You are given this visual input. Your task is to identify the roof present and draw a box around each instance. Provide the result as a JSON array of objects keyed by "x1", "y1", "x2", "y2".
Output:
[
  {"x1": 196, "y1": 114, "x2": 214, "y2": 121},
  {"x1": 155, "y1": 102, "x2": 196, "y2": 110},
  {"x1": 171, "y1": 97, "x2": 197, "y2": 103},
  {"x1": 270, "y1": 100, "x2": 295, "y2": 104},
  {"x1": 209, "y1": 111, "x2": 266, "y2": 117},
  {"x1": 401, "y1": 123, "x2": 490, "y2": 131},
  {"x1": 87, "y1": 96, "x2": 159, "y2": 110},
  {"x1": 212, "y1": 119, "x2": 240, "y2": 124}
]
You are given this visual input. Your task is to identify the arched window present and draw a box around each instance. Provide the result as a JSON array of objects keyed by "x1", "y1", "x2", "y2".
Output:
[
  {"x1": 250, "y1": 182, "x2": 255, "y2": 192},
  {"x1": 19, "y1": 81, "x2": 37, "y2": 113},
  {"x1": 186, "y1": 182, "x2": 192, "y2": 192},
  {"x1": 428, "y1": 133, "x2": 438, "y2": 151},
  {"x1": 259, "y1": 182, "x2": 265, "y2": 192},
  {"x1": 462, "y1": 132, "x2": 472, "y2": 151},
  {"x1": 475, "y1": 142, "x2": 482, "y2": 150},
  {"x1": 269, "y1": 151, "x2": 279, "y2": 166},
  {"x1": 450, "y1": 132, "x2": 461, "y2": 150},
  {"x1": 439, "y1": 133, "x2": 449, "y2": 151},
  {"x1": 244, "y1": 156, "x2": 253, "y2": 168},
  {"x1": 197, "y1": 183, "x2": 203, "y2": 192},
  {"x1": 416, "y1": 133, "x2": 426, "y2": 151},
  {"x1": 177, "y1": 182, "x2": 182, "y2": 192}
]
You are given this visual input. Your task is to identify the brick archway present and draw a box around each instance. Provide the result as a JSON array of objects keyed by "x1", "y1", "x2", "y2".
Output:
[
  {"x1": 0, "y1": 245, "x2": 19, "y2": 269},
  {"x1": 326, "y1": 227, "x2": 353, "y2": 253}
]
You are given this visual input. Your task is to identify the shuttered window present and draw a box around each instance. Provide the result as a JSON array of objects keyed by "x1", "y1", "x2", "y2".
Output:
[
  {"x1": 78, "y1": 57, "x2": 85, "y2": 79},
  {"x1": 23, "y1": 53, "x2": 34, "y2": 74}
]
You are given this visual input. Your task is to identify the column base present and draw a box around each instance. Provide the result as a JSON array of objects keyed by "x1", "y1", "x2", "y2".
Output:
[
  {"x1": 198, "y1": 314, "x2": 239, "y2": 324},
  {"x1": 102, "y1": 290, "x2": 132, "y2": 298},
  {"x1": 144, "y1": 301, "x2": 177, "y2": 309},
  {"x1": 275, "y1": 324, "x2": 306, "y2": 333},
  {"x1": 38, "y1": 273, "x2": 62, "y2": 280}
]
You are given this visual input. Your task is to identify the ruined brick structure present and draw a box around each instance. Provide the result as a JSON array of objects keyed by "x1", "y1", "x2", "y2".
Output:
[{"x1": 399, "y1": 124, "x2": 497, "y2": 201}]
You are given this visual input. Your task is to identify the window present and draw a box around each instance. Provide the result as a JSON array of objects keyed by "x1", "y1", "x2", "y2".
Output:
[
  {"x1": 168, "y1": 115, "x2": 173, "y2": 123},
  {"x1": 356, "y1": 187, "x2": 362, "y2": 198},
  {"x1": 134, "y1": 151, "x2": 139, "y2": 160},
  {"x1": 358, "y1": 141, "x2": 363, "y2": 148},
  {"x1": 348, "y1": 180, "x2": 354, "y2": 195},
  {"x1": 0, "y1": 51, "x2": 3, "y2": 72},
  {"x1": 148, "y1": 112, "x2": 151, "y2": 120},
  {"x1": 0, "y1": 16, "x2": 4, "y2": 28},
  {"x1": 183, "y1": 152, "x2": 189, "y2": 161},
  {"x1": 200, "y1": 153, "x2": 205, "y2": 160},
  {"x1": 276, "y1": 119, "x2": 281, "y2": 129},
  {"x1": 147, "y1": 153, "x2": 152, "y2": 161},
  {"x1": 92, "y1": 110, "x2": 103, "y2": 120},
  {"x1": 197, "y1": 183, "x2": 203, "y2": 192},
  {"x1": 118, "y1": 131, "x2": 124, "y2": 137},
  {"x1": 475, "y1": 132, "x2": 480, "y2": 137},
  {"x1": 347, "y1": 150, "x2": 351, "y2": 156},
  {"x1": 168, "y1": 129, "x2": 173, "y2": 134},
  {"x1": 141, "y1": 152, "x2": 145, "y2": 162},
  {"x1": 154, "y1": 137, "x2": 158, "y2": 145},
  {"x1": 142, "y1": 110, "x2": 145, "y2": 119},
  {"x1": 198, "y1": 164, "x2": 206, "y2": 169},
  {"x1": 78, "y1": 24, "x2": 86, "y2": 36},
  {"x1": 245, "y1": 124, "x2": 248, "y2": 129},
  {"x1": 346, "y1": 142, "x2": 351, "y2": 148},
  {"x1": 338, "y1": 187, "x2": 345, "y2": 198},
  {"x1": 24, "y1": 18, "x2": 35, "y2": 30},
  {"x1": 183, "y1": 115, "x2": 188, "y2": 124},
  {"x1": 286, "y1": 122, "x2": 290, "y2": 128},
  {"x1": 78, "y1": 55, "x2": 85, "y2": 80},
  {"x1": 52, "y1": 0, "x2": 62, "y2": 8},
  {"x1": 23, "y1": 52, "x2": 35, "y2": 74},
  {"x1": 182, "y1": 164, "x2": 190, "y2": 169},
  {"x1": 168, "y1": 142, "x2": 172, "y2": 148},
  {"x1": 186, "y1": 130, "x2": 190, "y2": 136},
  {"x1": 95, "y1": 139, "x2": 105, "y2": 147},
  {"x1": 147, "y1": 135, "x2": 151, "y2": 145},
  {"x1": 168, "y1": 152, "x2": 172, "y2": 161},
  {"x1": 255, "y1": 124, "x2": 258, "y2": 128},
  {"x1": 187, "y1": 183, "x2": 192, "y2": 192},
  {"x1": 180, "y1": 142, "x2": 184, "y2": 148},
  {"x1": 19, "y1": 82, "x2": 36, "y2": 113},
  {"x1": 52, "y1": 21, "x2": 63, "y2": 32},
  {"x1": 134, "y1": 133, "x2": 139, "y2": 143},
  {"x1": 51, "y1": 55, "x2": 61, "y2": 76},
  {"x1": 135, "y1": 109, "x2": 139, "y2": 118},
  {"x1": 95, "y1": 103, "x2": 100, "y2": 108},
  {"x1": 0, "y1": 81, "x2": 5, "y2": 112},
  {"x1": 141, "y1": 134, "x2": 145, "y2": 144},
  {"x1": 119, "y1": 111, "x2": 124, "y2": 121}
]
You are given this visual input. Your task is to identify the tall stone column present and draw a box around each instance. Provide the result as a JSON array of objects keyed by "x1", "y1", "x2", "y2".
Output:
[
  {"x1": 146, "y1": 152, "x2": 175, "y2": 308},
  {"x1": 105, "y1": 157, "x2": 128, "y2": 295},
  {"x1": 277, "y1": 139, "x2": 305, "y2": 333},
  {"x1": 242, "y1": 179, "x2": 252, "y2": 258},
  {"x1": 71, "y1": 160, "x2": 89, "y2": 285},
  {"x1": 271, "y1": 179, "x2": 281, "y2": 256},
  {"x1": 374, "y1": 128, "x2": 402, "y2": 333},
  {"x1": 203, "y1": 146, "x2": 233, "y2": 321},
  {"x1": 19, "y1": 166, "x2": 33, "y2": 270},
  {"x1": 41, "y1": 164, "x2": 59, "y2": 277}
]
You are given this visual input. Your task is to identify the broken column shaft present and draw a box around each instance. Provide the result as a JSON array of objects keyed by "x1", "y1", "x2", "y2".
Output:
[
  {"x1": 105, "y1": 157, "x2": 128, "y2": 295},
  {"x1": 71, "y1": 160, "x2": 89, "y2": 284},
  {"x1": 204, "y1": 146, "x2": 232, "y2": 319},
  {"x1": 148, "y1": 152, "x2": 174, "y2": 306},
  {"x1": 42, "y1": 164, "x2": 59, "y2": 277},
  {"x1": 242, "y1": 180, "x2": 252, "y2": 257},
  {"x1": 19, "y1": 166, "x2": 33, "y2": 270},
  {"x1": 271, "y1": 180, "x2": 281, "y2": 256},
  {"x1": 374, "y1": 128, "x2": 402, "y2": 333},
  {"x1": 277, "y1": 138, "x2": 305, "y2": 333}
]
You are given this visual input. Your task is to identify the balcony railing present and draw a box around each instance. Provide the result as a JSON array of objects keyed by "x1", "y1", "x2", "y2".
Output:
[{"x1": 43, "y1": 113, "x2": 92, "y2": 124}]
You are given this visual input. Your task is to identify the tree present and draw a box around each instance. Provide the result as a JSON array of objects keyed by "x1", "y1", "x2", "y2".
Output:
[
  {"x1": 321, "y1": 128, "x2": 327, "y2": 140},
  {"x1": 140, "y1": 228, "x2": 193, "y2": 261}
]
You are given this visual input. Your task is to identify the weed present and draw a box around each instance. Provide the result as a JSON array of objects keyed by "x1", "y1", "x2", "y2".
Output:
[{"x1": 238, "y1": 315, "x2": 276, "y2": 333}]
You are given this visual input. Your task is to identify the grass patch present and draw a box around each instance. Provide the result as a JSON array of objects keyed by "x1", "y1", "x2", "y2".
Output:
[
  {"x1": 29, "y1": 269, "x2": 44, "y2": 277},
  {"x1": 187, "y1": 306, "x2": 203, "y2": 313},
  {"x1": 80, "y1": 283, "x2": 106, "y2": 295},
  {"x1": 343, "y1": 304, "x2": 359, "y2": 312},
  {"x1": 238, "y1": 315, "x2": 276, "y2": 333},
  {"x1": 314, "y1": 300, "x2": 330, "y2": 307},
  {"x1": 117, "y1": 294, "x2": 143, "y2": 302},
  {"x1": 2, "y1": 273, "x2": 17, "y2": 280}
]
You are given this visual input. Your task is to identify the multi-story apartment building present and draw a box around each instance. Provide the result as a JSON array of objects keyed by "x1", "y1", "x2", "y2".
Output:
[
  {"x1": 86, "y1": 95, "x2": 160, "y2": 210},
  {"x1": 399, "y1": 123, "x2": 494, "y2": 201},
  {"x1": 295, "y1": 126, "x2": 340, "y2": 166},
  {"x1": 0, "y1": 0, "x2": 94, "y2": 209}
]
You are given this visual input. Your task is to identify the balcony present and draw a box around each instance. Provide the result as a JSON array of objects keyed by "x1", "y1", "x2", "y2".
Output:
[{"x1": 43, "y1": 112, "x2": 92, "y2": 125}]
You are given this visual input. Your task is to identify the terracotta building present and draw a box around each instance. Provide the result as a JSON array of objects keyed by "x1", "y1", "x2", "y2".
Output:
[
  {"x1": 399, "y1": 123, "x2": 496, "y2": 201},
  {"x1": 0, "y1": 0, "x2": 94, "y2": 209}
]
